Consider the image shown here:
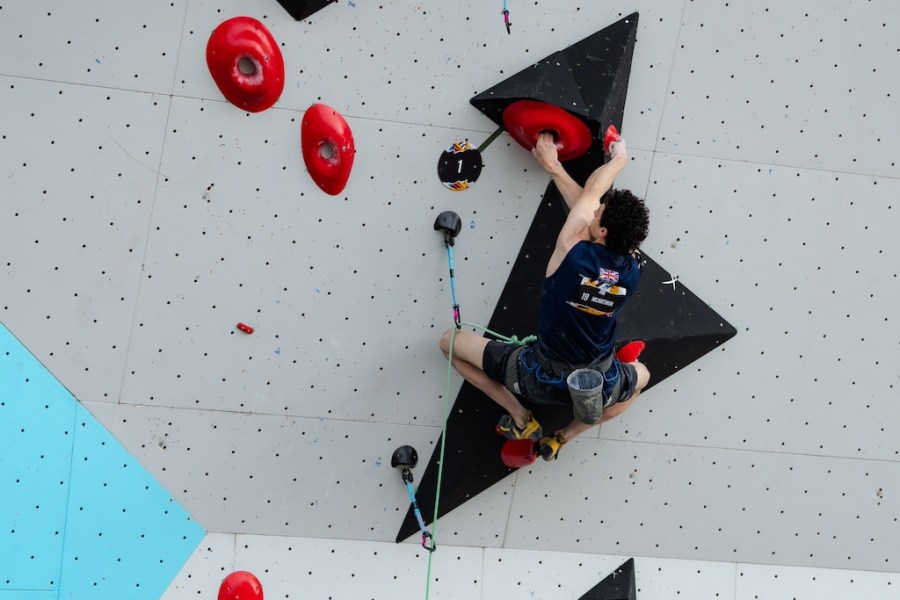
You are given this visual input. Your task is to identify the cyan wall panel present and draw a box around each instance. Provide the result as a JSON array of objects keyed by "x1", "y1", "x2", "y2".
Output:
[
  {"x1": 58, "y1": 404, "x2": 205, "y2": 599},
  {"x1": 0, "y1": 323, "x2": 75, "y2": 592},
  {"x1": 0, "y1": 324, "x2": 205, "y2": 599}
]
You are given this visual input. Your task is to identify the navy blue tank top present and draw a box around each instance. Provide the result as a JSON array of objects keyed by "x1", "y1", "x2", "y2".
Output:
[{"x1": 538, "y1": 241, "x2": 640, "y2": 365}]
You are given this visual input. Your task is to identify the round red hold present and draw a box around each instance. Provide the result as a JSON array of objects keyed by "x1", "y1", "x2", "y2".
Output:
[
  {"x1": 501, "y1": 100, "x2": 593, "y2": 162},
  {"x1": 206, "y1": 16, "x2": 285, "y2": 113},
  {"x1": 218, "y1": 571, "x2": 263, "y2": 600},
  {"x1": 301, "y1": 103, "x2": 356, "y2": 196},
  {"x1": 236, "y1": 323, "x2": 254, "y2": 334},
  {"x1": 500, "y1": 438, "x2": 538, "y2": 468}
]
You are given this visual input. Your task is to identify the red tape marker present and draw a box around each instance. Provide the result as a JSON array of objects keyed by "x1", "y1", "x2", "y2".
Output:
[{"x1": 236, "y1": 323, "x2": 254, "y2": 334}]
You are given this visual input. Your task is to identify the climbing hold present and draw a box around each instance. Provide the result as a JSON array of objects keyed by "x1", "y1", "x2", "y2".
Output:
[
  {"x1": 500, "y1": 438, "x2": 537, "y2": 468},
  {"x1": 433, "y1": 210, "x2": 462, "y2": 243},
  {"x1": 603, "y1": 124, "x2": 621, "y2": 155},
  {"x1": 615, "y1": 340, "x2": 645, "y2": 363},
  {"x1": 236, "y1": 323, "x2": 254, "y2": 334},
  {"x1": 470, "y1": 13, "x2": 640, "y2": 179},
  {"x1": 301, "y1": 103, "x2": 356, "y2": 196},
  {"x1": 501, "y1": 100, "x2": 592, "y2": 162},
  {"x1": 391, "y1": 445, "x2": 418, "y2": 470},
  {"x1": 206, "y1": 16, "x2": 285, "y2": 113},
  {"x1": 218, "y1": 571, "x2": 264, "y2": 600}
]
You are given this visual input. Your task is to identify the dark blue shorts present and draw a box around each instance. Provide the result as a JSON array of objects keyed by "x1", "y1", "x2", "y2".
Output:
[{"x1": 482, "y1": 341, "x2": 638, "y2": 407}]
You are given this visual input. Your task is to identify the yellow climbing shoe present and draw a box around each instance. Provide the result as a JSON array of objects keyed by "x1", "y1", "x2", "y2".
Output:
[
  {"x1": 537, "y1": 433, "x2": 568, "y2": 461},
  {"x1": 497, "y1": 411, "x2": 542, "y2": 441}
]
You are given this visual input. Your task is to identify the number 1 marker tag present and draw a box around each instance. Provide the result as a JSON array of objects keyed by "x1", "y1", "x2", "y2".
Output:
[{"x1": 437, "y1": 141, "x2": 483, "y2": 191}]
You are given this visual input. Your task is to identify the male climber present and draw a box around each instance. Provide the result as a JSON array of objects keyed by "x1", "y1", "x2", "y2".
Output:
[{"x1": 440, "y1": 132, "x2": 651, "y2": 460}]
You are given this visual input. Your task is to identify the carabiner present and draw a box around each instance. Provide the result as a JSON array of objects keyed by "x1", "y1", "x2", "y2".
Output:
[{"x1": 422, "y1": 531, "x2": 437, "y2": 552}]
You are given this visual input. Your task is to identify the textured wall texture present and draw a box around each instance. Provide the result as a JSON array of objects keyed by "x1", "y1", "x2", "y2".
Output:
[{"x1": 1, "y1": 1, "x2": 898, "y2": 598}]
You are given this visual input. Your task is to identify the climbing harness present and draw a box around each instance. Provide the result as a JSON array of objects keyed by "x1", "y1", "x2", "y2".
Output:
[{"x1": 391, "y1": 445, "x2": 436, "y2": 552}]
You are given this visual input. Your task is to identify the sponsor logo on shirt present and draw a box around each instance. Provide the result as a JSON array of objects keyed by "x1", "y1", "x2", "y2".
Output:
[{"x1": 567, "y1": 273, "x2": 627, "y2": 316}]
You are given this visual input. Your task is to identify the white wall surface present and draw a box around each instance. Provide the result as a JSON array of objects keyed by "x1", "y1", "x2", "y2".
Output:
[{"x1": 1, "y1": 0, "x2": 898, "y2": 597}]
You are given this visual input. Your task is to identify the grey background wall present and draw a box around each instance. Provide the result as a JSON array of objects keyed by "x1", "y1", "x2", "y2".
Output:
[{"x1": 1, "y1": 0, "x2": 898, "y2": 597}]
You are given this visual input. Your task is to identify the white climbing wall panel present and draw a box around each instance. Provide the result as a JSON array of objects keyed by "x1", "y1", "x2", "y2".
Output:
[{"x1": 1, "y1": 0, "x2": 899, "y2": 597}]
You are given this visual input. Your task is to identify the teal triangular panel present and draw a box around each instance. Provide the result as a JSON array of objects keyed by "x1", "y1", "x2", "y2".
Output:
[
  {"x1": 0, "y1": 323, "x2": 206, "y2": 599},
  {"x1": 58, "y1": 403, "x2": 205, "y2": 598},
  {"x1": 0, "y1": 324, "x2": 76, "y2": 592}
]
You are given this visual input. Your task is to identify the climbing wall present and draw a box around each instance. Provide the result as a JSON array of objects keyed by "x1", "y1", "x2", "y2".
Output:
[{"x1": 1, "y1": 0, "x2": 899, "y2": 598}]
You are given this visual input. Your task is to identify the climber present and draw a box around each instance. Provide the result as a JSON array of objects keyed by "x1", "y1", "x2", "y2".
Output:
[{"x1": 440, "y1": 132, "x2": 651, "y2": 460}]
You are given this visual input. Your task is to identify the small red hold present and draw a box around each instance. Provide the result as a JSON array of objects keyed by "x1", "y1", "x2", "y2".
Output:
[
  {"x1": 206, "y1": 16, "x2": 285, "y2": 113},
  {"x1": 603, "y1": 124, "x2": 621, "y2": 155},
  {"x1": 236, "y1": 323, "x2": 254, "y2": 334},
  {"x1": 301, "y1": 103, "x2": 356, "y2": 195},
  {"x1": 616, "y1": 340, "x2": 645, "y2": 364},
  {"x1": 218, "y1": 571, "x2": 263, "y2": 600}
]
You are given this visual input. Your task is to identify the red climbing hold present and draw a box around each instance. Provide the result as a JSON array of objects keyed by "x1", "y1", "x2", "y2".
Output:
[
  {"x1": 206, "y1": 16, "x2": 285, "y2": 113},
  {"x1": 236, "y1": 323, "x2": 254, "y2": 334},
  {"x1": 218, "y1": 571, "x2": 264, "y2": 600},
  {"x1": 301, "y1": 103, "x2": 356, "y2": 196},
  {"x1": 501, "y1": 100, "x2": 593, "y2": 162},
  {"x1": 500, "y1": 438, "x2": 538, "y2": 468},
  {"x1": 603, "y1": 124, "x2": 621, "y2": 155},
  {"x1": 615, "y1": 340, "x2": 645, "y2": 364}
]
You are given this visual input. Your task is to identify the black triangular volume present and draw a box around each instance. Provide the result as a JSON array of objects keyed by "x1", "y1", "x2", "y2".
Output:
[
  {"x1": 274, "y1": 0, "x2": 336, "y2": 21},
  {"x1": 473, "y1": 50, "x2": 586, "y2": 120},
  {"x1": 580, "y1": 558, "x2": 637, "y2": 600},
  {"x1": 470, "y1": 12, "x2": 639, "y2": 146},
  {"x1": 396, "y1": 184, "x2": 736, "y2": 542},
  {"x1": 397, "y1": 14, "x2": 735, "y2": 542},
  {"x1": 616, "y1": 256, "x2": 738, "y2": 385}
]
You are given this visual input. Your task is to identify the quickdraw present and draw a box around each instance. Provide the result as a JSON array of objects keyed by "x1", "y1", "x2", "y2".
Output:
[
  {"x1": 502, "y1": 0, "x2": 511, "y2": 34},
  {"x1": 391, "y1": 445, "x2": 436, "y2": 552}
]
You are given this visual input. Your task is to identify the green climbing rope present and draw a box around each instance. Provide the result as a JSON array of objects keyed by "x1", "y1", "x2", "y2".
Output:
[
  {"x1": 460, "y1": 321, "x2": 536, "y2": 346},
  {"x1": 423, "y1": 322, "x2": 535, "y2": 599}
]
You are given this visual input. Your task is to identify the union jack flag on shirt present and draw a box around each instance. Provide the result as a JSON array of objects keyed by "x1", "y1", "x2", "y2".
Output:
[{"x1": 599, "y1": 268, "x2": 619, "y2": 284}]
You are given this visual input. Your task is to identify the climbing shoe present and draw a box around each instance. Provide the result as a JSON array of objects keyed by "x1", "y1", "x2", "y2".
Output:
[
  {"x1": 537, "y1": 433, "x2": 568, "y2": 461},
  {"x1": 497, "y1": 411, "x2": 542, "y2": 441}
]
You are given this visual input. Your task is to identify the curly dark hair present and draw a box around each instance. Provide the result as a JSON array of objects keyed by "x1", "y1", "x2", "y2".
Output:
[{"x1": 599, "y1": 188, "x2": 650, "y2": 255}]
